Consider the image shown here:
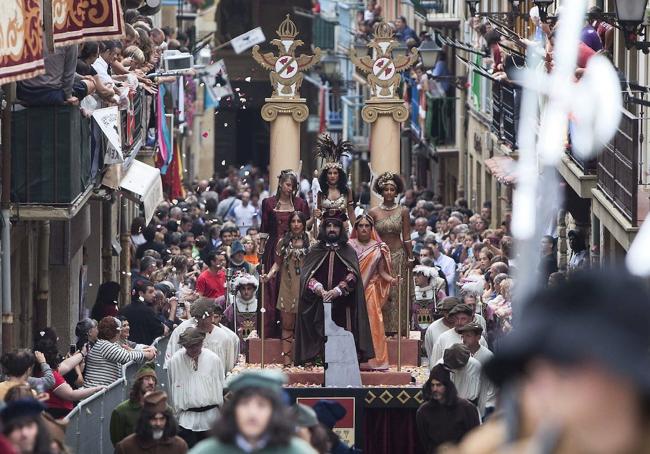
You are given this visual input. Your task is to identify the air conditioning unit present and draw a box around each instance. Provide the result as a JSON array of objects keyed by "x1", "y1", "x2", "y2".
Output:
[{"x1": 162, "y1": 50, "x2": 194, "y2": 73}]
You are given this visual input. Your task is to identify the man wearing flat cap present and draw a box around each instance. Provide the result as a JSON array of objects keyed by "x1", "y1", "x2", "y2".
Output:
[
  {"x1": 429, "y1": 303, "x2": 487, "y2": 367},
  {"x1": 115, "y1": 391, "x2": 188, "y2": 454},
  {"x1": 447, "y1": 270, "x2": 650, "y2": 453},
  {"x1": 424, "y1": 296, "x2": 459, "y2": 365},
  {"x1": 165, "y1": 297, "x2": 238, "y2": 372},
  {"x1": 167, "y1": 327, "x2": 225, "y2": 448},
  {"x1": 294, "y1": 212, "x2": 374, "y2": 365},
  {"x1": 440, "y1": 344, "x2": 484, "y2": 412},
  {"x1": 111, "y1": 365, "x2": 160, "y2": 445}
]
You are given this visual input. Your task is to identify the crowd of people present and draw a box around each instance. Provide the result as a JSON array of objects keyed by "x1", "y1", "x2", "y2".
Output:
[{"x1": 0, "y1": 2, "x2": 633, "y2": 454}]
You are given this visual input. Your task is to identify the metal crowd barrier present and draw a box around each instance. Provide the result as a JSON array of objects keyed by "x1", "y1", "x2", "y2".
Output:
[{"x1": 65, "y1": 336, "x2": 169, "y2": 454}]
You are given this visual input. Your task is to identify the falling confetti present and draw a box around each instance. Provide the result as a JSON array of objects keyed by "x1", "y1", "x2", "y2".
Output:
[
  {"x1": 202, "y1": 132, "x2": 209, "y2": 138},
  {"x1": 224, "y1": 123, "x2": 229, "y2": 127},
  {"x1": 245, "y1": 76, "x2": 251, "y2": 82},
  {"x1": 221, "y1": 160, "x2": 226, "y2": 165},
  {"x1": 88, "y1": 283, "x2": 93, "y2": 287},
  {"x1": 235, "y1": 87, "x2": 240, "y2": 92}
]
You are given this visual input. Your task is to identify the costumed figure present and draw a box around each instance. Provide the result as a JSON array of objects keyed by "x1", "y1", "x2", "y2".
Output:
[
  {"x1": 313, "y1": 134, "x2": 356, "y2": 227},
  {"x1": 349, "y1": 213, "x2": 396, "y2": 370},
  {"x1": 223, "y1": 273, "x2": 259, "y2": 353},
  {"x1": 164, "y1": 297, "x2": 239, "y2": 373},
  {"x1": 412, "y1": 265, "x2": 447, "y2": 334},
  {"x1": 259, "y1": 169, "x2": 311, "y2": 338},
  {"x1": 368, "y1": 172, "x2": 414, "y2": 336},
  {"x1": 294, "y1": 211, "x2": 374, "y2": 365},
  {"x1": 262, "y1": 211, "x2": 311, "y2": 365}
]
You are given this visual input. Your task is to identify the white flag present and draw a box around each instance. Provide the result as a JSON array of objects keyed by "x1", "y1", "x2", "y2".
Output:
[
  {"x1": 204, "y1": 59, "x2": 233, "y2": 102},
  {"x1": 231, "y1": 27, "x2": 266, "y2": 54},
  {"x1": 92, "y1": 106, "x2": 123, "y2": 164}
]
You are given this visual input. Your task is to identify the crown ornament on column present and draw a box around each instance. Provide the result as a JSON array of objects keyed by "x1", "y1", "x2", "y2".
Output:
[
  {"x1": 252, "y1": 14, "x2": 322, "y2": 99},
  {"x1": 350, "y1": 22, "x2": 419, "y2": 99}
]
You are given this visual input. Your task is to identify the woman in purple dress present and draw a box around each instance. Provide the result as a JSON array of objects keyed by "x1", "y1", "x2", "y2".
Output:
[{"x1": 259, "y1": 170, "x2": 310, "y2": 338}]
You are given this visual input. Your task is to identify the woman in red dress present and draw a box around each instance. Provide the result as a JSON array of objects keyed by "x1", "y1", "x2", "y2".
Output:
[{"x1": 259, "y1": 170, "x2": 310, "y2": 338}]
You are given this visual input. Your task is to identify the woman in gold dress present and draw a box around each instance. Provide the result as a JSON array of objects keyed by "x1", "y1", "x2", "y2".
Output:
[
  {"x1": 312, "y1": 134, "x2": 356, "y2": 225},
  {"x1": 368, "y1": 172, "x2": 414, "y2": 336}
]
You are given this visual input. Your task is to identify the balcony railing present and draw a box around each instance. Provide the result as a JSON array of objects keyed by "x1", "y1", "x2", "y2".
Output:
[
  {"x1": 11, "y1": 105, "x2": 93, "y2": 205},
  {"x1": 491, "y1": 82, "x2": 520, "y2": 150},
  {"x1": 11, "y1": 87, "x2": 152, "y2": 206},
  {"x1": 566, "y1": 147, "x2": 597, "y2": 175},
  {"x1": 425, "y1": 93, "x2": 456, "y2": 147},
  {"x1": 313, "y1": 15, "x2": 337, "y2": 50},
  {"x1": 420, "y1": 0, "x2": 459, "y2": 19},
  {"x1": 342, "y1": 95, "x2": 369, "y2": 149},
  {"x1": 597, "y1": 108, "x2": 642, "y2": 224}
]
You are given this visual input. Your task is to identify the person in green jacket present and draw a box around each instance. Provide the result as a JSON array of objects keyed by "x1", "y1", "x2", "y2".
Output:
[
  {"x1": 189, "y1": 370, "x2": 316, "y2": 454},
  {"x1": 110, "y1": 365, "x2": 158, "y2": 445}
]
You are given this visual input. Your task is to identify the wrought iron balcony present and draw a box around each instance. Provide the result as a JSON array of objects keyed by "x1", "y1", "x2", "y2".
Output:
[{"x1": 596, "y1": 108, "x2": 644, "y2": 225}]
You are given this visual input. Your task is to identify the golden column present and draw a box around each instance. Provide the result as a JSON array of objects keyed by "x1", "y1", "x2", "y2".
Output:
[
  {"x1": 253, "y1": 15, "x2": 321, "y2": 193},
  {"x1": 351, "y1": 23, "x2": 418, "y2": 204}
]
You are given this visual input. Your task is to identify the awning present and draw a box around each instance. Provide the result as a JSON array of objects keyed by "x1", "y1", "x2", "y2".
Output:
[
  {"x1": 53, "y1": 0, "x2": 126, "y2": 47},
  {"x1": 485, "y1": 156, "x2": 517, "y2": 186},
  {"x1": 0, "y1": 0, "x2": 45, "y2": 84},
  {"x1": 120, "y1": 160, "x2": 164, "y2": 225}
]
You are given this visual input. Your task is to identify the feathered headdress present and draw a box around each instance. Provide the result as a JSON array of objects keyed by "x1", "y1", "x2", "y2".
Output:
[{"x1": 315, "y1": 134, "x2": 354, "y2": 171}]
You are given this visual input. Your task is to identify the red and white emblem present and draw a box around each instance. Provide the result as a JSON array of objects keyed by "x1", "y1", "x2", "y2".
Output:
[
  {"x1": 372, "y1": 57, "x2": 395, "y2": 81},
  {"x1": 275, "y1": 56, "x2": 297, "y2": 79}
]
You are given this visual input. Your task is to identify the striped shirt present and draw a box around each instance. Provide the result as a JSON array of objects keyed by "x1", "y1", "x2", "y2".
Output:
[{"x1": 83, "y1": 339, "x2": 145, "y2": 388}]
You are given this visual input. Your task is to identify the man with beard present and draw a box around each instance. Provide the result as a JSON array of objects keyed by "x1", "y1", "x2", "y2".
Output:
[
  {"x1": 416, "y1": 364, "x2": 480, "y2": 453},
  {"x1": 223, "y1": 273, "x2": 259, "y2": 352},
  {"x1": 110, "y1": 366, "x2": 159, "y2": 445},
  {"x1": 115, "y1": 391, "x2": 188, "y2": 454},
  {"x1": 294, "y1": 211, "x2": 374, "y2": 365}
]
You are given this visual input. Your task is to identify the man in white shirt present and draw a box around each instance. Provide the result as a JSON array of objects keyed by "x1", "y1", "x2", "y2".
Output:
[
  {"x1": 167, "y1": 328, "x2": 224, "y2": 448},
  {"x1": 164, "y1": 298, "x2": 238, "y2": 372},
  {"x1": 458, "y1": 322, "x2": 496, "y2": 417},
  {"x1": 441, "y1": 343, "x2": 482, "y2": 405},
  {"x1": 432, "y1": 239, "x2": 457, "y2": 296},
  {"x1": 233, "y1": 191, "x2": 258, "y2": 237},
  {"x1": 424, "y1": 297, "x2": 459, "y2": 362},
  {"x1": 430, "y1": 304, "x2": 487, "y2": 367}
]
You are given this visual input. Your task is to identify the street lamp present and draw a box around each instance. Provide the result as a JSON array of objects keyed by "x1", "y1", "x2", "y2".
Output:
[
  {"x1": 533, "y1": 0, "x2": 555, "y2": 21},
  {"x1": 321, "y1": 55, "x2": 339, "y2": 75},
  {"x1": 614, "y1": 0, "x2": 650, "y2": 51},
  {"x1": 419, "y1": 39, "x2": 442, "y2": 69},
  {"x1": 353, "y1": 39, "x2": 369, "y2": 57},
  {"x1": 466, "y1": 0, "x2": 480, "y2": 16}
]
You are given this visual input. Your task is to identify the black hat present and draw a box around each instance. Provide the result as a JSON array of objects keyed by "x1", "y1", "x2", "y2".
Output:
[
  {"x1": 1, "y1": 399, "x2": 44, "y2": 426},
  {"x1": 313, "y1": 400, "x2": 346, "y2": 429},
  {"x1": 485, "y1": 270, "x2": 650, "y2": 395}
]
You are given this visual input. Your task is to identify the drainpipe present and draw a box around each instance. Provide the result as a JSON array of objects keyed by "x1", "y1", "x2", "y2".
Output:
[
  {"x1": 1, "y1": 83, "x2": 14, "y2": 353},
  {"x1": 36, "y1": 221, "x2": 50, "y2": 330},
  {"x1": 119, "y1": 196, "x2": 131, "y2": 307}
]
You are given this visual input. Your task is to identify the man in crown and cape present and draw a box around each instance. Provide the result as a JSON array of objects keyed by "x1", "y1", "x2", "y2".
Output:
[{"x1": 294, "y1": 210, "x2": 375, "y2": 366}]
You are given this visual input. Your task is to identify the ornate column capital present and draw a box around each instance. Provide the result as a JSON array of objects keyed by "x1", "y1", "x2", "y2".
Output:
[
  {"x1": 261, "y1": 99, "x2": 309, "y2": 123},
  {"x1": 361, "y1": 99, "x2": 408, "y2": 123},
  {"x1": 252, "y1": 14, "x2": 321, "y2": 99}
]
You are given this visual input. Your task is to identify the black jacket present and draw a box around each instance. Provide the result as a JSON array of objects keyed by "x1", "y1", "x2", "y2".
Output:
[{"x1": 119, "y1": 301, "x2": 164, "y2": 345}]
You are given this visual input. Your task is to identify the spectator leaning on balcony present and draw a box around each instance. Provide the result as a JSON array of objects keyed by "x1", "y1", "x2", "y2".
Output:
[
  {"x1": 82, "y1": 316, "x2": 156, "y2": 388},
  {"x1": 17, "y1": 38, "x2": 92, "y2": 107},
  {"x1": 110, "y1": 366, "x2": 160, "y2": 446},
  {"x1": 395, "y1": 16, "x2": 418, "y2": 44}
]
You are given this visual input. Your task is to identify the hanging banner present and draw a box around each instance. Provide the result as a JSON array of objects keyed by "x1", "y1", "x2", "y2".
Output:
[
  {"x1": 0, "y1": 0, "x2": 45, "y2": 84},
  {"x1": 52, "y1": 0, "x2": 125, "y2": 48}
]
